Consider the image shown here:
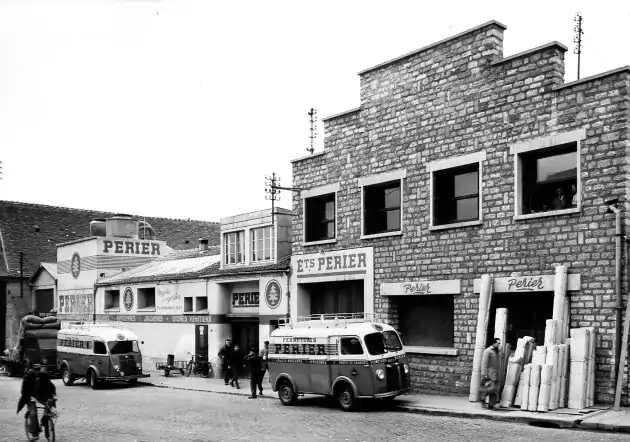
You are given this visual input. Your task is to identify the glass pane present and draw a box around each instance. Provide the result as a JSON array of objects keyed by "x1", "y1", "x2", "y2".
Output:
[
  {"x1": 264, "y1": 237, "x2": 270, "y2": 256},
  {"x1": 537, "y1": 152, "x2": 577, "y2": 183},
  {"x1": 386, "y1": 209, "x2": 400, "y2": 231},
  {"x1": 456, "y1": 197, "x2": 478, "y2": 221},
  {"x1": 454, "y1": 171, "x2": 478, "y2": 197},
  {"x1": 324, "y1": 201, "x2": 334, "y2": 220},
  {"x1": 326, "y1": 222, "x2": 335, "y2": 239},
  {"x1": 384, "y1": 186, "x2": 400, "y2": 208}
]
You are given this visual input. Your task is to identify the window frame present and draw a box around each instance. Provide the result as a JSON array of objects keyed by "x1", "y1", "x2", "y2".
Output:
[
  {"x1": 104, "y1": 289, "x2": 120, "y2": 311},
  {"x1": 338, "y1": 336, "x2": 366, "y2": 356},
  {"x1": 511, "y1": 129, "x2": 584, "y2": 220},
  {"x1": 251, "y1": 225, "x2": 276, "y2": 263},
  {"x1": 301, "y1": 183, "x2": 340, "y2": 246},
  {"x1": 359, "y1": 170, "x2": 406, "y2": 240},
  {"x1": 223, "y1": 229, "x2": 246, "y2": 266},
  {"x1": 429, "y1": 151, "x2": 485, "y2": 231},
  {"x1": 137, "y1": 287, "x2": 156, "y2": 311}
]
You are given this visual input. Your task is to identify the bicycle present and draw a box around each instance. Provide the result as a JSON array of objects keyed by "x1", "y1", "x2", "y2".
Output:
[
  {"x1": 24, "y1": 397, "x2": 58, "y2": 442},
  {"x1": 186, "y1": 352, "x2": 210, "y2": 378}
]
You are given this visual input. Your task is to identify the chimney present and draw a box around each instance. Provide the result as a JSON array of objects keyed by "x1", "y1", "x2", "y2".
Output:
[{"x1": 199, "y1": 238, "x2": 209, "y2": 251}]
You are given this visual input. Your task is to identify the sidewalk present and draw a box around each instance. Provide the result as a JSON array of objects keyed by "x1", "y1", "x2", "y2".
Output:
[{"x1": 140, "y1": 371, "x2": 629, "y2": 432}]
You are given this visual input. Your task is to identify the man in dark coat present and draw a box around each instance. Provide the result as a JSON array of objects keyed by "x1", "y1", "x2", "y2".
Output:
[
  {"x1": 217, "y1": 338, "x2": 234, "y2": 386},
  {"x1": 244, "y1": 346, "x2": 264, "y2": 399},
  {"x1": 228, "y1": 345, "x2": 243, "y2": 389},
  {"x1": 16, "y1": 368, "x2": 37, "y2": 414},
  {"x1": 480, "y1": 338, "x2": 501, "y2": 410},
  {"x1": 258, "y1": 341, "x2": 270, "y2": 395}
]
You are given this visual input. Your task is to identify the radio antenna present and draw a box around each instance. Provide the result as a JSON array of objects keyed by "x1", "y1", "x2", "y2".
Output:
[
  {"x1": 573, "y1": 12, "x2": 584, "y2": 80},
  {"x1": 307, "y1": 108, "x2": 318, "y2": 155}
]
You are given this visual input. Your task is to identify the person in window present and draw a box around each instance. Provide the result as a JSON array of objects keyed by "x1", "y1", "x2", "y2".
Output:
[
  {"x1": 571, "y1": 184, "x2": 578, "y2": 207},
  {"x1": 480, "y1": 338, "x2": 501, "y2": 410},
  {"x1": 552, "y1": 188, "x2": 566, "y2": 210}
]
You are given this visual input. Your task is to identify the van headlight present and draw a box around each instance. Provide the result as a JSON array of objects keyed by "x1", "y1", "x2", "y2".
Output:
[
  {"x1": 404, "y1": 364, "x2": 410, "y2": 374},
  {"x1": 136, "y1": 362, "x2": 142, "y2": 370},
  {"x1": 113, "y1": 365, "x2": 119, "y2": 371},
  {"x1": 376, "y1": 369, "x2": 385, "y2": 380},
  {"x1": 41, "y1": 358, "x2": 47, "y2": 364}
]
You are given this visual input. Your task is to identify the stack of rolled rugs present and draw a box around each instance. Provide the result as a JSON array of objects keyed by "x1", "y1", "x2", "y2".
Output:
[
  {"x1": 567, "y1": 327, "x2": 596, "y2": 409},
  {"x1": 500, "y1": 336, "x2": 535, "y2": 408}
]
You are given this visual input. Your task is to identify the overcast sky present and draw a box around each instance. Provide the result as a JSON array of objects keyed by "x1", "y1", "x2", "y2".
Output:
[{"x1": 1, "y1": 0, "x2": 628, "y2": 221}]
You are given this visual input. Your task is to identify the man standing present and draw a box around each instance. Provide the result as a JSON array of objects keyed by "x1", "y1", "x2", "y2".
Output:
[
  {"x1": 258, "y1": 341, "x2": 270, "y2": 396},
  {"x1": 229, "y1": 344, "x2": 243, "y2": 389},
  {"x1": 480, "y1": 338, "x2": 501, "y2": 410},
  {"x1": 218, "y1": 338, "x2": 234, "y2": 386},
  {"x1": 244, "y1": 346, "x2": 264, "y2": 399}
]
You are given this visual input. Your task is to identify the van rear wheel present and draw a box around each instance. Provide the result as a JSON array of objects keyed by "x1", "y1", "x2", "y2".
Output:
[
  {"x1": 337, "y1": 384, "x2": 356, "y2": 412},
  {"x1": 89, "y1": 370, "x2": 100, "y2": 390},
  {"x1": 61, "y1": 366, "x2": 74, "y2": 386},
  {"x1": 278, "y1": 380, "x2": 297, "y2": 406}
]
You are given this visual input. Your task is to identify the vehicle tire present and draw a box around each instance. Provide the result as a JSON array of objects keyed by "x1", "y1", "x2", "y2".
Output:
[
  {"x1": 6, "y1": 363, "x2": 15, "y2": 377},
  {"x1": 179, "y1": 369, "x2": 185, "y2": 376},
  {"x1": 187, "y1": 363, "x2": 192, "y2": 377},
  {"x1": 337, "y1": 383, "x2": 356, "y2": 412},
  {"x1": 61, "y1": 365, "x2": 74, "y2": 386},
  {"x1": 89, "y1": 369, "x2": 100, "y2": 390},
  {"x1": 278, "y1": 380, "x2": 297, "y2": 406},
  {"x1": 164, "y1": 369, "x2": 170, "y2": 377},
  {"x1": 129, "y1": 378, "x2": 138, "y2": 385},
  {"x1": 44, "y1": 415, "x2": 56, "y2": 442}
]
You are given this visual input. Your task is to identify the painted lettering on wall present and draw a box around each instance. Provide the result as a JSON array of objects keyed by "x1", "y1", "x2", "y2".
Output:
[
  {"x1": 404, "y1": 282, "x2": 431, "y2": 295},
  {"x1": 94, "y1": 314, "x2": 214, "y2": 323},
  {"x1": 102, "y1": 240, "x2": 161, "y2": 256},
  {"x1": 232, "y1": 292, "x2": 259, "y2": 307},
  {"x1": 156, "y1": 287, "x2": 182, "y2": 312},
  {"x1": 274, "y1": 343, "x2": 327, "y2": 356},
  {"x1": 507, "y1": 276, "x2": 546, "y2": 292},
  {"x1": 58, "y1": 293, "x2": 93, "y2": 314},
  {"x1": 296, "y1": 252, "x2": 368, "y2": 273}
]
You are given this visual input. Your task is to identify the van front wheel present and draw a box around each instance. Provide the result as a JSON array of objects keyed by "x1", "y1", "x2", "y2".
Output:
[
  {"x1": 89, "y1": 370, "x2": 100, "y2": 390},
  {"x1": 61, "y1": 366, "x2": 74, "y2": 386},
  {"x1": 337, "y1": 384, "x2": 356, "y2": 412},
  {"x1": 278, "y1": 380, "x2": 297, "y2": 406}
]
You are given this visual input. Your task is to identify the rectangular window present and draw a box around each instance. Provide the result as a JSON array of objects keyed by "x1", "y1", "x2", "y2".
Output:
[
  {"x1": 196, "y1": 297, "x2": 208, "y2": 312},
  {"x1": 137, "y1": 287, "x2": 155, "y2": 309},
  {"x1": 251, "y1": 226, "x2": 275, "y2": 262},
  {"x1": 304, "y1": 193, "x2": 336, "y2": 242},
  {"x1": 104, "y1": 290, "x2": 120, "y2": 310},
  {"x1": 433, "y1": 163, "x2": 480, "y2": 226},
  {"x1": 397, "y1": 295, "x2": 454, "y2": 348},
  {"x1": 520, "y1": 142, "x2": 578, "y2": 214},
  {"x1": 184, "y1": 297, "x2": 193, "y2": 313},
  {"x1": 224, "y1": 231, "x2": 245, "y2": 265},
  {"x1": 363, "y1": 180, "x2": 401, "y2": 235}
]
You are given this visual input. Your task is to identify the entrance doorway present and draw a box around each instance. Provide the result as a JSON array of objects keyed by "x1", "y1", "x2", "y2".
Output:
[
  {"x1": 309, "y1": 280, "x2": 364, "y2": 315},
  {"x1": 35, "y1": 289, "x2": 54, "y2": 316},
  {"x1": 195, "y1": 325, "x2": 208, "y2": 361},
  {"x1": 231, "y1": 320, "x2": 259, "y2": 378},
  {"x1": 486, "y1": 291, "x2": 554, "y2": 349}
]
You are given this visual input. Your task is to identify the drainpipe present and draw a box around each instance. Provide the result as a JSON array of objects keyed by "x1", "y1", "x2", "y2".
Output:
[
  {"x1": 606, "y1": 200, "x2": 623, "y2": 380},
  {"x1": 93, "y1": 283, "x2": 98, "y2": 324}
]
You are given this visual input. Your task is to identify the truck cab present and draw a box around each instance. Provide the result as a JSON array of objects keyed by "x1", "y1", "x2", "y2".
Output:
[{"x1": 22, "y1": 329, "x2": 59, "y2": 373}]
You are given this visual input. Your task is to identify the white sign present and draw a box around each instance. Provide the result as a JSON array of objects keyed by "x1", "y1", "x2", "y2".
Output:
[
  {"x1": 473, "y1": 274, "x2": 581, "y2": 293},
  {"x1": 380, "y1": 279, "x2": 461, "y2": 296},
  {"x1": 294, "y1": 247, "x2": 373, "y2": 276},
  {"x1": 156, "y1": 286, "x2": 183, "y2": 312}
]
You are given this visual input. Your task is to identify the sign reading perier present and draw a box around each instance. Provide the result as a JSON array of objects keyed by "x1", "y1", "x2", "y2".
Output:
[
  {"x1": 232, "y1": 292, "x2": 260, "y2": 307},
  {"x1": 295, "y1": 250, "x2": 369, "y2": 274},
  {"x1": 100, "y1": 238, "x2": 163, "y2": 256},
  {"x1": 380, "y1": 279, "x2": 461, "y2": 296}
]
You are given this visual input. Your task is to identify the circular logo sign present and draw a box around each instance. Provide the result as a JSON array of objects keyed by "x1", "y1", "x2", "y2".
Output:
[
  {"x1": 264, "y1": 279, "x2": 282, "y2": 310},
  {"x1": 71, "y1": 252, "x2": 81, "y2": 279},
  {"x1": 123, "y1": 287, "x2": 134, "y2": 311}
]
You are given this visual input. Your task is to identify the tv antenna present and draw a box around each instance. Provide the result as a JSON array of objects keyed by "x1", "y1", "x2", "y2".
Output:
[
  {"x1": 573, "y1": 12, "x2": 584, "y2": 80},
  {"x1": 307, "y1": 108, "x2": 318, "y2": 155}
]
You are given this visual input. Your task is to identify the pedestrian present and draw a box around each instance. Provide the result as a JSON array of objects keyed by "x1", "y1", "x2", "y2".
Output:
[
  {"x1": 258, "y1": 340, "x2": 270, "y2": 395},
  {"x1": 229, "y1": 344, "x2": 243, "y2": 389},
  {"x1": 244, "y1": 346, "x2": 264, "y2": 399},
  {"x1": 217, "y1": 338, "x2": 234, "y2": 386},
  {"x1": 480, "y1": 338, "x2": 501, "y2": 410}
]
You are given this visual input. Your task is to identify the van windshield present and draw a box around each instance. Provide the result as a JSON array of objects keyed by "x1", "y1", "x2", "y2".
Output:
[
  {"x1": 364, "y1": 331, "x2": 403, "y2": 355},
  {"x1": 38, "y1": 339, "x2": 57, "y2": 350},
  {"x1": 382, "y1": 331, "x2": 403, "y2": 351},
  {"x1": 107, "y1": 340, "x2": 139, "y2": 354}
]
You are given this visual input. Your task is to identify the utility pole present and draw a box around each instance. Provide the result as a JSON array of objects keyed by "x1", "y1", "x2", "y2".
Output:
[
  {"x1": 264, "y1": 173, "x2": 305, "y2": 226},
  {"x1": 307, "y1": 108, "x2": 318, "y2": 155},
  {"x1": 19, "y1": 251, "x2": 24, "y2": 298},
  {"x1": 574, "y1": 12, "x2": 584, "y2": 80}
]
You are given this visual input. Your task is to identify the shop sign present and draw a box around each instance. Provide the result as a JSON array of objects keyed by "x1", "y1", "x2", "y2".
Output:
[
  {"x1": 156, "y1": 287, "x2": 182, "y2": 312},
  {"x1": 380, "y1": 280, "x2": 461, "y2": 296},
  {"x1": 101, "y1": 239, "x2": 162, "y2": 256},
  {"x1": 58, "y1": 291, "x2": 93, "y2": 314},
  {"x1": 473, "y1": 274, "x2": 581, "y2": 293},
  {"x1": 123, "y1": 287, "x2": 134, "y2": 311},
  {"x1": 295, "y1": 250, "x2": 369, "y2": 275},
  {"x1": 232, "y1": 292, "x2": 259, "y2": 307},
  {"x1": 264, "y1": 280, "x2": 282, "y2": 309},
  {"x1": 95, "y1": 314, "x2": 218, "y2": 323},
  {"x1": 71, "y1": 253, "x2": 81, "y2": 279}
]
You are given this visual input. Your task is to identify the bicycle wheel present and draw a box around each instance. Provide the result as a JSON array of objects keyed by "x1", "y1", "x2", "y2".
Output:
[
  {"x1": 23, "y1": 411, "x2": 38, "y2": 441},
  {"x1": 44, "y1": 415, "x2": 56, "y2": 442}
]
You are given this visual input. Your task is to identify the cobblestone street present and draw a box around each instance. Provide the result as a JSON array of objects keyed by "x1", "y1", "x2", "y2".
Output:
[{"x1": 1, "y1": 378, "x2": 629, "y2": 441}]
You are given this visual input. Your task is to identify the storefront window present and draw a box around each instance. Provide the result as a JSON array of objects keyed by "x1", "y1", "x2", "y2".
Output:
[
  {"x1": 224, "y1": 231, "x2": 245, "y2": 265},
  {"x1": 397, "y1": 295, "x2": 454, "y2": 348},
  {"x1": 251, "y1": 226, "x2": 275, "y2": 262}
]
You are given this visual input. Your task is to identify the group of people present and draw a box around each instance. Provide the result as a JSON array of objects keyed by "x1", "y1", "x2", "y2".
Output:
[{"x1": 218, "y1": 338, "x2": 269, "y2": 399}]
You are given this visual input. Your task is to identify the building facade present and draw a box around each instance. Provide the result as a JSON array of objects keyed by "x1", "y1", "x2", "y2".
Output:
[{"x1": 290, "y1": 21, "x2": 630, "y2": 403}]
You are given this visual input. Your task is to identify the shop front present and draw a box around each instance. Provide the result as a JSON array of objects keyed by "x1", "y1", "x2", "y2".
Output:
[{"x1": 290, "y1": 247, "x2": 374, "y2": 319}]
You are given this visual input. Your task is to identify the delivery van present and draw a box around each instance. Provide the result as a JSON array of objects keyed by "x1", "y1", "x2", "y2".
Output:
[
  {"x1": 57, "y1": 322, "x2": 149, "y2": 389},
  {"x1": 269, "y1": 313, "x2": 410, "y2": 411}
]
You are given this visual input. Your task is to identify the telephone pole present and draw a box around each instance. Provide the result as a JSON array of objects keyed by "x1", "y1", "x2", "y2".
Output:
[
  {"x1": 264, "y1": 173, "x2": 305, "y2": 226},
  {"x1": 574, "y1": 12, "x2": 584, "y2": 80}
]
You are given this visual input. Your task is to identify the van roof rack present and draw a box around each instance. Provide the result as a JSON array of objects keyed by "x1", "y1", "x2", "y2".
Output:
[
  {"x1": 278, "y1": 313, "x2": 375, "y2": 329},
  {"x1": 61, "y1": 320, "x2": 124, "y2": 330}
]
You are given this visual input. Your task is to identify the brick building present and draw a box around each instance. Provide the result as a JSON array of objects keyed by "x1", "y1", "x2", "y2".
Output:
[{"x1": 290, "y1": 21, "x2": 630, "y2": 403}]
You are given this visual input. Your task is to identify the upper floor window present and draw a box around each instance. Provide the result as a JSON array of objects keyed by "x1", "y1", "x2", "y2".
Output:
[
  {"x1": 303, "y1": 191, "x2": 337, "y2": 244},
  {"x1": 224, "y1": 231, "x2": 245, "y2": 265},
  {"x1": 433, "y1": 164, "x2": 480, "y2": 226},
  {"x1": 364, "y1": 180, "x2": 401, "y2": 235},
  {"x1": 512, "y1": 129, "x2": 583, "y2": 219},
  {"x1": 252, "y1": 226, "x2": 275, "y2": 262}
]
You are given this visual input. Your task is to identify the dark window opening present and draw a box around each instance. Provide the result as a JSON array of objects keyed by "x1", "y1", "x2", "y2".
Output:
[
  {"x1": 364, "y1": 180, "x2": 401, "y2": 235},
  {"x1": 138, "y1": 288, "x2": 155, "y2": 309},
  {"x1": 305, "y1": 193, "x2": 335, "y2": 242},
  {"x1": 433, "y1": 163, "x2": 479, "y2": 226},
  {"x1": 94, "y1": 341, "x2": 108, "y2": 355},
  {"x1": 196, "y1": 297, "x2": 208, "y2": 312},
  {"x1": 382, "y1": 331, "x2": 403, "y2": 351},
  {"x1": 105, "y1": 290, "x2": 120, "y2": 310},
  {"x1": 365, "y1": 332, "x2": 387, "y2": 355},
  {"x1": 184, "y1": 297, "x2": 193, "y2": 313},
  {"x1": 107, "y1": 340, "x2": 140, "y2": 354},
  {"x1": 521, "y1": 142, "x2": 578, "y2": 214},
  {"x1": 309, "y1": 280, "x2": 364, "y2": 316},
  {"x1": 397, "y1": 295, "x2": 454, "y2": 347},
  {"x1": 340, "y1": 337, "x2": 364, "y2": 355}
]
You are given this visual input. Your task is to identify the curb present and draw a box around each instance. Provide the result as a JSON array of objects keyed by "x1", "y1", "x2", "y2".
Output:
[
  {"x1": 579, "y1": 422, "x2": 630, "y2": 433},
  {"x1": 140, "y1": 381, "x2": 277, "y2": 400}
]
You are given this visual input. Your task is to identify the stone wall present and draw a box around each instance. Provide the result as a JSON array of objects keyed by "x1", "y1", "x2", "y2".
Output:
[{"x1": 291, "y1": 21, "x2": 630, "y2": 402}]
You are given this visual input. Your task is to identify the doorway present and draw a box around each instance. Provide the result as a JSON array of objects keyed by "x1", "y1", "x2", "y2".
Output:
[
  {"x1": 35, "y1": 289, "x2": 54, "y2": 316},
  {"x1": 231, "y1": 320, "x2": 259, "y2": 378},
  {"x1": 309, "y1": 280, "x2": 364, "y2": 315},
  {"x1": 195, "y1": 325, "x2": 208, "y2": 361},
  {"x1": 486, "y1": 291, "x2": 554, "y2": 349}
]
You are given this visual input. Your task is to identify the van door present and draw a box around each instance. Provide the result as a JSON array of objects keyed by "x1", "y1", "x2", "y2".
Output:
[
  {"x1": 336, "y1": 336, "x2": 374, "y2": 397},
  {"x1": 92, "y1": 341, "x2": 110, "y2": 377}
]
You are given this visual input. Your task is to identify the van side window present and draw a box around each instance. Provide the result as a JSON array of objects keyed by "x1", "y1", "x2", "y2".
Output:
[
  {"x1": 94, "y1": 341, "x2": 107, "y2": 355},
  {"x1": 340, "y1": 337, "x2": 364, "y2": 355}
]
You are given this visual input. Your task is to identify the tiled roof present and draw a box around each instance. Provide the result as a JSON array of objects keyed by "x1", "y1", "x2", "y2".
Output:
[
  {"x1": 0, "y1": 200, "x2": 220, "y2": 278},
  {"x1": 95, "y1": 254, "x2": 291, "y2": 286}
]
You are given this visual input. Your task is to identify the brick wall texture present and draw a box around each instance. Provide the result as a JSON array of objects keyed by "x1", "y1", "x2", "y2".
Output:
[{"x1": 291, "y1": 22, "x2": 630, "y2": 403}]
